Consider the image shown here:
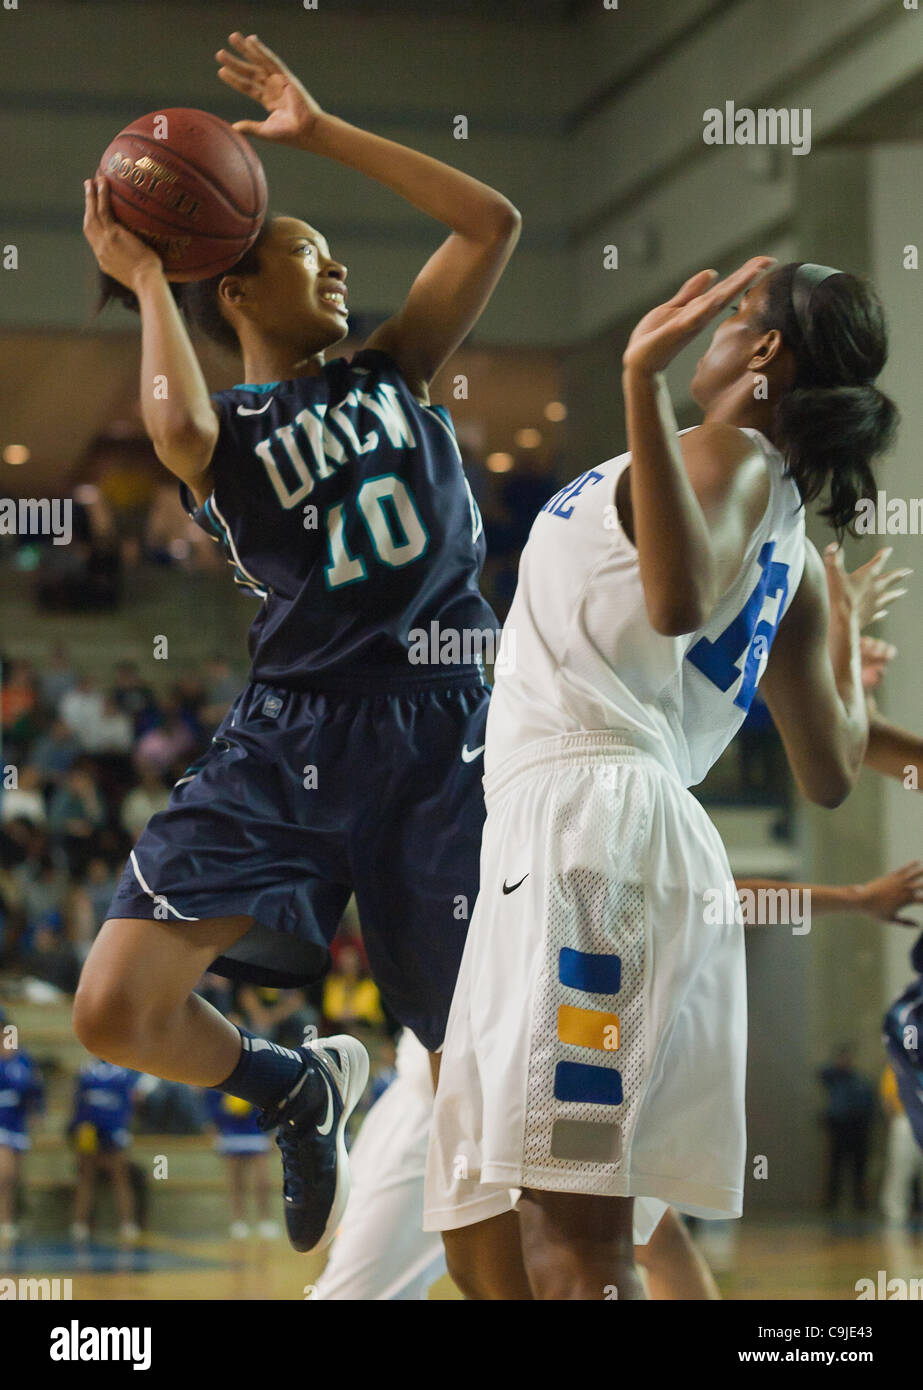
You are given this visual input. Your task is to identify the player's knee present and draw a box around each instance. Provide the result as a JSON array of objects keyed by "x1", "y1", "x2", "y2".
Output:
[
  {"x1": 72, "y1": 975, "x2": 145, "y2": 1064},
  {"x1": 442, "y1": 1233, "x2": 493, "y2": 1301}
]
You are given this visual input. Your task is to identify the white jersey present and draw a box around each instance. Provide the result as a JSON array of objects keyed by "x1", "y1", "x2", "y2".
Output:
[{"x1": 487, "y1": 427, "x2": 806, "y2": 787}]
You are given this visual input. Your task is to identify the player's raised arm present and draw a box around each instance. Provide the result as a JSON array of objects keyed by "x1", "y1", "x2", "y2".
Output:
[
  {"x1": 759, "y1": 541, "x2": 870, "y2": 807},
  {"x1": 735, "y1": 864, "x2": 923, "y2": 927},
  {"x1": 865, "y1": 710, "x2": 923, "y2": 786},
  {"x1": 216, "y1": 32, "x2": 521, "y2": 398},
  {"x1": 620, "y1": 259, "x2": 776, "y2": 636},
  {"x1": 83, "y1": 178, "x2": 219, "y2": 503}
]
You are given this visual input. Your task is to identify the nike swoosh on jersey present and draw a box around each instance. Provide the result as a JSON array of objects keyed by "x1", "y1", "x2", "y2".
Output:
[
  {"x1": 502, "y1": 874, "x2": 529, "y2": 894},
  {"x1": 236, "y1": 400, "x2": 274, "y2": 416},
  {"x1": 461, "y1": 743, "x2": 486, "y2": 762},
  {"x1": 315, "y1": 1069, "x2": 335, "y2": 1136}
]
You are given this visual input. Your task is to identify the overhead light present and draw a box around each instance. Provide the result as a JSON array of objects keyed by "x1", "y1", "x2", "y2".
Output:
[
  {"x1": 486, "y1": 452, "x2": 514, "y2": 473},
  {"x1": 3, "y1": 444, "x2": 30, "y2": 465},
  {"x1": 514, "y1": 428, "x2": 542, "y2": 448},
  {"x1": 544, "y1": 401, "x2": 567, "y2": 422}
]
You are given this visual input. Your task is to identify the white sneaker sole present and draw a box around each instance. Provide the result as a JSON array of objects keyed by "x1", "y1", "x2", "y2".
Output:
[{"x1": 306, "y1": 1034, "x2": 370, "y2": 1252}]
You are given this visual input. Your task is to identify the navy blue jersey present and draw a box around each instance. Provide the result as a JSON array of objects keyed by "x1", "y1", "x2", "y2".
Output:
[{"x1": 181, "y1": 349, "x2": 497, "y2": 691}]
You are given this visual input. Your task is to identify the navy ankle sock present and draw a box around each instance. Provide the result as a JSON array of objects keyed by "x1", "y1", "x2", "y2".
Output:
[{"x1": 216, "y1": 1028, "x2": 323, "y2": 1113}]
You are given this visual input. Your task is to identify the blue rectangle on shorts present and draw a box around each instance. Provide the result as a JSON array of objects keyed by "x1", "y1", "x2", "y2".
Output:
[
  {"x1": 554, "y1": 1061, "x2": 623, "y2": 1106},
  {"x1": 558, "y1": 947, "x2": 621, "y2": 995}
]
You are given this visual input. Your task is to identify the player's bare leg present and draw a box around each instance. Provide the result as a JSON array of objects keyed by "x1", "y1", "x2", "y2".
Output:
[
  {"x1": 105, "y1": 1151, "x2": 138, "y2": 1237},
  {"x1": 428, "y1": 1049, "x2": 534, "y2": 1299},
  {"x1": 635, "y1": 1207, "x2": 720, "y2": 1300},
  {"x1": 518, "y1": 1190, "x2": 645, "y2": 1301},
  {"x1": 254, "y1": 1153, "x2": 273, "y2": 1221},
  {"x1": 75, "y1": 914, "x2": 368, "y2": 1255},
  {"x1": 225, "y1": 1157, "x2": 246, "y2": 1226},
  {"x1": 74, "y1": 916, "x2": 254, "y2": 1084},
  {"x1": 72, "y1": 1153, "x2": 96, "y2": 1233},
  {"x1": 0, "y1": 1148, "x2": 19, "y2": 1234}
]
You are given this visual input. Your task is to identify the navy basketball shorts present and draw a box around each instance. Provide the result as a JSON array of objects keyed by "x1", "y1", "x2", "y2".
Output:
[{"x1": 106, "y1": 678, "x2": 489, "y2": 1051}]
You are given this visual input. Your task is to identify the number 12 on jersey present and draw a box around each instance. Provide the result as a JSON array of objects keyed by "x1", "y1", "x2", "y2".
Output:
[{"x1": 686, "y1": 541, "x2": 790, "y2": 713}]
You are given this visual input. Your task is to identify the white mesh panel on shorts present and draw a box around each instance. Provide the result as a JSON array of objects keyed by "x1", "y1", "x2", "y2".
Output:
[{"x1": 521, "y1": 760, "x2": 649, "y2": 1193}]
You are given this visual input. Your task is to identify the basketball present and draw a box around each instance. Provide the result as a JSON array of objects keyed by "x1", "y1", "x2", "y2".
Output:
[{"x1": 96, "y1": 108, "x2": 267, "y2": 281}]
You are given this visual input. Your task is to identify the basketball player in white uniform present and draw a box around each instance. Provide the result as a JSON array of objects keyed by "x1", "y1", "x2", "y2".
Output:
[{"x1": 421, "y1": 258, "x2": 902, "y2": 1298}]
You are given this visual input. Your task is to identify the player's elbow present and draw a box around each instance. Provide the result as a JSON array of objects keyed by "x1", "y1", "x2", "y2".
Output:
[
  {"x1": 648, "y1": 598, "x2": 711, "y2": 638},
  {"x1": 801, "y1": 765, "x2": 855, "y2": 809},
  {"x1": 150, "y1": 419, "x2": 218, "y2": 476},
  {"x1": 486, "y1": 199, "x2": 522, "y2": 243}
]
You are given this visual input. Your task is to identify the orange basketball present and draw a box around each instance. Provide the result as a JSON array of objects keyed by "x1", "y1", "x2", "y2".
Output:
[{"x1": 97, "y1": 107, "x2": 268, "y2": 282}]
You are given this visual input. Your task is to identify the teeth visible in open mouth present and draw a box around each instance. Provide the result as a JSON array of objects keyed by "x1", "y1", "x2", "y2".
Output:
[{"x1": 320, "y1": 292, "x2": 346, "y2": 308}]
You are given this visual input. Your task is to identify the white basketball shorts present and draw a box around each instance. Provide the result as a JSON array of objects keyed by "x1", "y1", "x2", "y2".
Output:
[{"x1": 423, "y1": 731, "x2": 747, "y2": 1237}]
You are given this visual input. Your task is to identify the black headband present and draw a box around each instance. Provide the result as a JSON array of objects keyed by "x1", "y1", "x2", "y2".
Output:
[{"x1": 791, "y1": 262, "x2": 844, "y2": 338}]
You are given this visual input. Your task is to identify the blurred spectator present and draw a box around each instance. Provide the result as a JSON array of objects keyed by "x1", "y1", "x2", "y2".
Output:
[
  {"x1": 120, "y1": 763, "x2": 170, "y2": 840},
  {"x1": 81, "y1": 694, "x2": 133, "y2": 756},
  {"x1": 68, "y1": 1059, "x2": 144, "y2": 1244},
  {"x1": 39, "y1": 643, "x2": 77, "y2": 711},
  {"x1": 134, "y1": 698, "x2": 196, "y2": 776},
  {"x1": 323, "y1": 945, "x2": 385, "y2": 1031},
  {"x1": 111, "y1": 662, "x2": 159, "y2": 737},
  {"x1": 69, "y1": 857, "x2": 119, "y2": 956},
  {"x1": 0, "y1": 651, "x2": 242, "y2": 973},
  {"x1": 819, "y1": 1045, "x2": 877, "y2": 1214},
  {"x1": 236, "y1": 984, "x2": 319, "y2": 1051},
  {"x1": 879, "y1": 1062, "x2": 923, "y2": 1228},
  {"x1": 1, "y1": 661, "x2": 40, "y2": 757},
  {"x1": 48, "y1": 763, "x2": 107, "y2": 875},
  {"x1": 366, "y1": 1035, "x2": 398, "y2": 1108},
  {"x1": 1, "y1": 766, "x2": 47, "y2": 828},
  {"x1": 59, "y1": 675, "x2": 105, "y2": 746},
  {"x1": 28, "y1": 718, "x2": 81, "y2": 789},
  {"x1": 0, "y1": 1007, "x2": 45, "y2": 1244},
  {"x1": 201, "y1": 655, "x2": 240, "y2": 729}
]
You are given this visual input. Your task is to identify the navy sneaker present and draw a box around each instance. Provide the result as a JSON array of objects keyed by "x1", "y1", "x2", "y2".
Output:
[{"x1": 260, "y1": 1034, "x2": 370, "y2": 1254}]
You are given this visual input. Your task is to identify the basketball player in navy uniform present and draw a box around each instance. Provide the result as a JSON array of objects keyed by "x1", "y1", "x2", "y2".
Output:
[{"x1": 76, "y1": 31, "x2": 520, "y2": 1254}]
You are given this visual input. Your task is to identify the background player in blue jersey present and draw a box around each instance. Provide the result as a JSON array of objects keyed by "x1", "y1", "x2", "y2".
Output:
[
  {"x1": 68, "y1": 1058, "x2": 144, "y2": 1244},
  {"x1": 204, "y1": 1089, "x2": 279, "y2": 1241},
  {"x1": 77, "y1": 31, "x2": 520, "y2": 1254},
  {"x1": 0, "y1": 1006, "x2": 45, "y2": 1244}
]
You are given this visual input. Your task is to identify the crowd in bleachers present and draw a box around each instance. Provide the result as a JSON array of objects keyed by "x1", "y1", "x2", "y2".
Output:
[{"x1": 1, "y1": 646, "x2": 238, "y2": 983}]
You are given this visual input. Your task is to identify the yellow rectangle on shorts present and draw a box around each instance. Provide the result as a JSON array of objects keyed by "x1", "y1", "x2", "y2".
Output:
[{"x1": 557, "y1": 1004, "x2": 620, "y2": 1051}]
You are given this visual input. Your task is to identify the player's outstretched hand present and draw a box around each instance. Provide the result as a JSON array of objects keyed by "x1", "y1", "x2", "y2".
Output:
[
  {"x1": 855, "y1": 861, "x2": 923, "y2": 926},
  {"x1": 216, "y1": 32, "x2": 325, "y2": 149},
  {"x1": 824, "y1": 544, "x2": 912, "y2": 630},
  {"x1": 83, "y1": 177, "x2": 162, "y2": 290},
  {"x1": 622, "y1": 256, "x2": 776, "y2": 375},
  {"x1": 860, "y1": 635, "x2": 897, "y2": 692}
]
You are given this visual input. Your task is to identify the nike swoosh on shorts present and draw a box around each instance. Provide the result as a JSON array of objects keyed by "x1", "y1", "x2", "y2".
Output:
[{"x1": 461, "y1": 743, "x2": 485, "y2": 762}]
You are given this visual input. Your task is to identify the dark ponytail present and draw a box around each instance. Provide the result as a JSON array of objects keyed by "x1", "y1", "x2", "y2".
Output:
[
  {"x1": 757, "y1": 263, "x2": 899, "y2": 536},
  {"x1": 95, "y1": 219, "x2": 271, "y2": 357}
]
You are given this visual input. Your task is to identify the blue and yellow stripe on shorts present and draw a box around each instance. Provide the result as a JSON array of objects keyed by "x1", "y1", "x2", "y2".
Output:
[{"x1": 550, "y1": 947, "x2": 624, "y2": 1163}]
